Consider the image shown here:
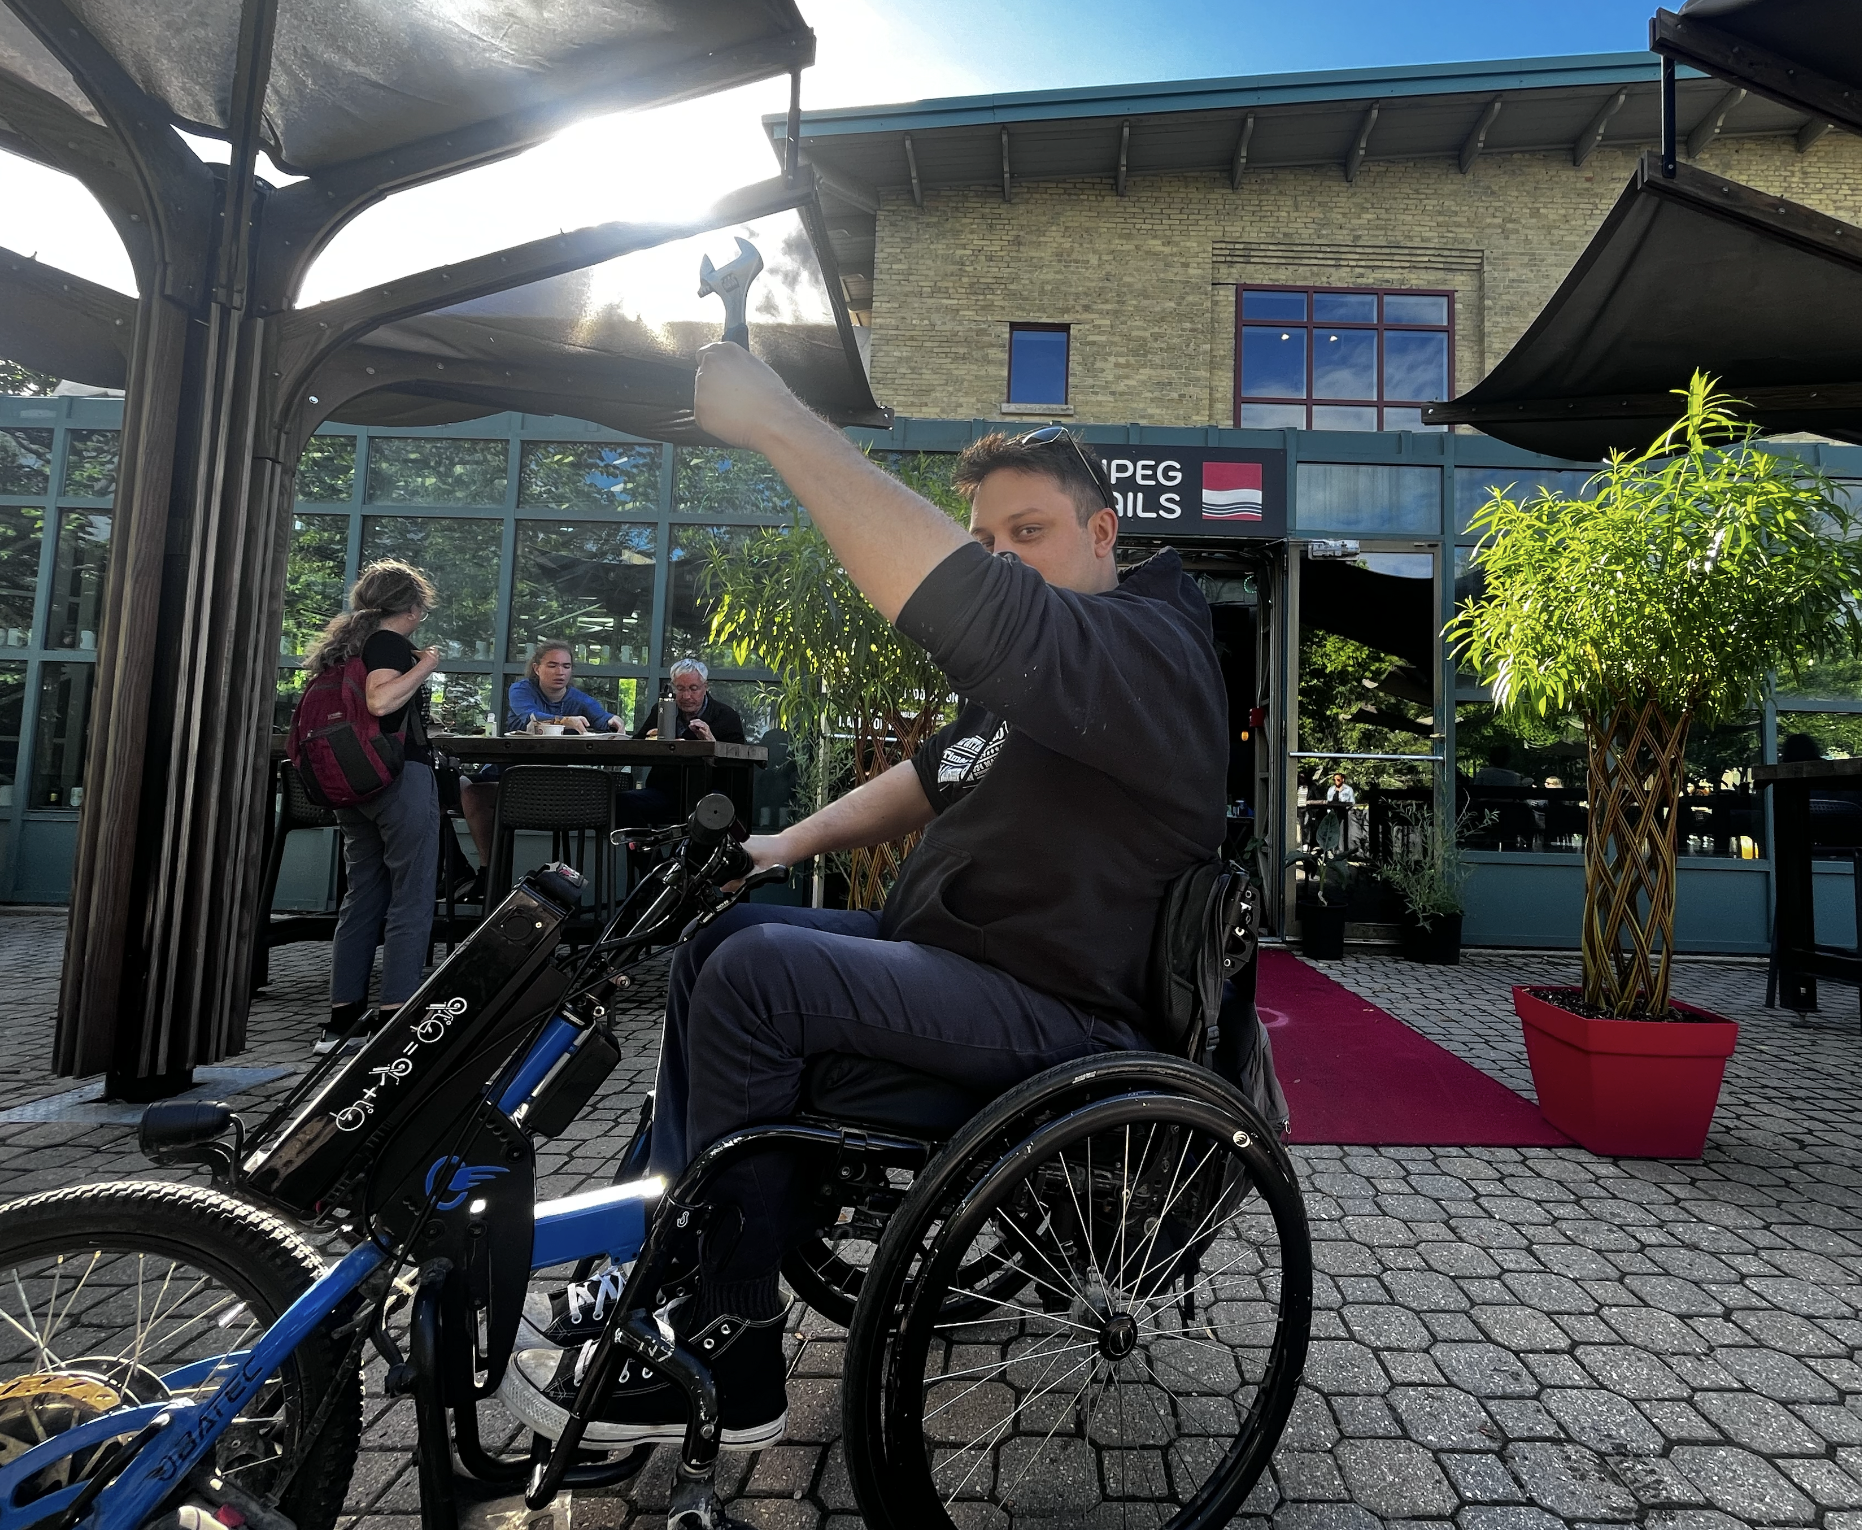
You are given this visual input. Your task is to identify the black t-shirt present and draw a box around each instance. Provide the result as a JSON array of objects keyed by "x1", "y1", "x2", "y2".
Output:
[{"x1": 360, "y1": 629, "x2": 432, "y2": 765}]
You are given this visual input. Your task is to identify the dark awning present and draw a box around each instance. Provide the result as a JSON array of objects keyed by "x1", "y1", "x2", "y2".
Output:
[
  {"x1": 1423, "y1": 151, "x2": 1862, "y2": 457},
  {"x1": 1654, "y1": 1, "x2": 1862, "y2": 140}
]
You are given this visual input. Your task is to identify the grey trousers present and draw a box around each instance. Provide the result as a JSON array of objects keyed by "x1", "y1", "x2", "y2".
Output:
[
  {"x1": 647, "y1": 903, "x2": 1147, "y2": 1320},
  {"x1": 331, "y1": 760, "x2": 438, "y2": 1007}
]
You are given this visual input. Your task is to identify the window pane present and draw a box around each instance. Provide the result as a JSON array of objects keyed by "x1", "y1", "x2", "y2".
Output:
[
  {"x1": 1453, "y1": 467, "x2": 1598, "y2": 538},
  {"x1": 1680, "y1": 719, "x2": 1764, "y2": 859},
  {"x1": 508, "y1": 521, "x2": 655, "y2": 665},
  {"x1": 1383, "y1": 330, "x2": 1449, "y2": 402},
  {"x1": 0, "y1": 428, "x2": 53, "y2": 495},
  {"x1": 0, "y1": 662, "x2": 22, "y2": 799},
  {"x1": 61, "y1": 430, "x2": 118, "y2": 498},
  {"x1": 1240, "y1": 327, "x2": 1306, "y2": 398},
  {"x1": 32, "y1": 661, "x2": 93, "y2": 807},
  {"x1": 1455, "y1": 701, "x2": 1586, "y2": 855},
  {"x1": 0, "y1": 506, "x2": 43, "y2": 647},
  {"x1": 297, "y1": 435, "x2": 357, "y2": 502},
  {"x1": 1241, "y1": 290, "x2": 1306, "y2": 320},
  {"x1": 275, "y1": 665, "x2": 307, "y2": 735},
  {"x1": 1312, "y1": 329, "x2": 1377, "y2": 400},
  {"x1": 365, "y1": 437, "x2": 508, "y2": 506},
  {"x1": 1778, "y1": 657, "x2": 1862, "y2": 703},
  {"x1": 429, "y1": 671, "x2": 494, "y2": 735},
  {"x1": 281, "y1": 513, "x2": 349, "y2": 657},
  {"x1": 1007, "y1": 328, "x2": 1068, "y2": 405},
  {"x1": 518, "y1": 441, "x2": 660, "y2": 512},
  {"x1": 1296, "y1": 464, "x2": 1441, "y2": 534},
  {"x1": 667, "y1": 524, "x2": 766, "y2": 669},
  {"x1": 1384, "y1": 293, "x2": 1449, "y2": 326},
  {"x1": 1313, "y1": 292, "x2": 1376, "y2": 323},
  {"x1": 674, "y1": 448, "x2": 799, "y2": 519},
  {"x1": 47, "y1": 511, "x2": 108, "y2": 649},
  {"x1": 1311, "y1": 405, "x2": 1379, "y2": 431},
  {"x1": 1239, "y1": 403, "x2": 1306, "y2": 429},
  {"x1": 359, "y1": 516, "x2": 502, "y2": 659}
]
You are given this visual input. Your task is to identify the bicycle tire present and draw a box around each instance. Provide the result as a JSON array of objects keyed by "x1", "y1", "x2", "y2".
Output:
[{"x1": 0, "y1": 1180, "x2": 364, "y2": 1530}]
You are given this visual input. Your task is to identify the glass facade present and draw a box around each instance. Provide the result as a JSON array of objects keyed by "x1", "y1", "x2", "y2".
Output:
[{"x1": 1237, "y1": 287, "x2": 1453, "y2": 431}]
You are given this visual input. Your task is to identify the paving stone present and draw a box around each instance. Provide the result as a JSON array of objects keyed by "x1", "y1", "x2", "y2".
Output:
[
  {"x1": 1502, "y1": 1443, "x2": 1639, "y2": 1522},
  {"x1": 1607, "y1": 1455, "x2": 1710, "y2": 1508},
  {"x1": 1794, "y1": 1402, "x2": 1862, "y2": 1445},
  {"x1": 1269, "y1": 1505, "x2": 1381, "y2": 1530},
  {"x1": 1330, "y1": 1395, "x2": 1404, "y2": 1438},
  {"x1": 1598, "y1": 1305, "x2": 1711, "y2": 1354},
  {"x1": 1639, "y1": 1400, "x2": 1724, "y2": 1444},
  {"x1": 1714, "y1": 1346, "x2": 1843, "y2": 1402},
  {"x1": 1471, "y1": 1306, "x2": 1569, "y2": 1353},
  {"x1": 1305, "y1": 1340, "x2": 1390, "y2": 1395},
  {"x1": 1540, "y1": 1388, "x2": 1665, "y2": 1455},
  {"x1": 1343, "y1": 1304, "x2": 1434, "y2": 1350},
  {"x1": 1275, "y1": 1451, "x2": 1351, "y2": 1501},
  {"x1": 1668, "y1": 1446, "x2": 1817, "y2": 1524},
  {"x1": 1334, "y1": 1439, "x2": 1458, "y2": 1519},
  {"x1": 1389, "y1": 1388, "x2": 1502, "y2": 1451},
  {"x1": 1485, "y1": 1400, "x2": 1563, "y2": 1442},
  {"x1": 1431, "y1": 1344, "x2": 1539, "y2": 1399},
  {"x1": 1779, "y1": 1456, "x2": 1862, "y2": 1508},
  {"x1": 1694, "y1": 1390, "x2": 1828, "y2": 1454},
  {"x1": 1440, "y1": 1452, "x2": 1525, "y2": 1504},
  {"x1": 1574, "y1": 1345, "x2": 1690, "y2": 1400},
  {"x1": 1455, "y1": 1510, "x2": 1566, "y2": 1530}
]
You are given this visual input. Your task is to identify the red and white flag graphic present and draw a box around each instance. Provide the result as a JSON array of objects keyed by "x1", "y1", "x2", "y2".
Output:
[{"x1": 1202, "y1": 461, "x2": 1263, "y2": 520}]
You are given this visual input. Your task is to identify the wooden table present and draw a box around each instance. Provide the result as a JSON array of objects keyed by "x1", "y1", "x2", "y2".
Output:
[
  {"x1": 431, "y1": 733, "x2": 768, "y2": 821},
  {"x1": 1754, "y1": 757, "x2": 1862, "y2": 1017}
]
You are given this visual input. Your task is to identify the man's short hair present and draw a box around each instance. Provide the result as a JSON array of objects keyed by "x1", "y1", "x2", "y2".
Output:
[
  {"x1": 951, "y1": 431, "x2": 1112, "y2": 526},
  {"x1": 670, "y1": 658, "x2": 708, "y2": 682}
]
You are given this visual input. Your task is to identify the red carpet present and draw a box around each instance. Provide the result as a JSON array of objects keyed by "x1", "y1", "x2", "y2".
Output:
[{"x1": 1258, "y1": 949, "x2": 1573, "y2": 1147}]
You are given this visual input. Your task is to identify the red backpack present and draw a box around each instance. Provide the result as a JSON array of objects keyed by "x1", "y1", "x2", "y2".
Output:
[{"x1": 287, "y1": 655, "x2": 407, "y2": 808}]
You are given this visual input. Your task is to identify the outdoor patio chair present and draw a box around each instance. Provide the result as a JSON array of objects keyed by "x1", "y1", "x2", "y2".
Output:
[{"x1": 485, "y1": 765, "x2": 617, "y2": 940}]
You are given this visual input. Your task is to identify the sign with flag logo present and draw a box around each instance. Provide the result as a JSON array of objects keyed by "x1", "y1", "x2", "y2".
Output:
[{"x1": 1094, "y1": 446, "x2": 1286, "y2": 538}]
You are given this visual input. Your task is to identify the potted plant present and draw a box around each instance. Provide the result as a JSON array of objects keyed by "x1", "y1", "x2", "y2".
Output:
[
  {"x1": 1451, "y1": 375, "x2": 1862, "y2": 1156},
  {"x1": 1377, "y1": 801, "x2": 1473, "y2": 965},
  {"x1": 1287, "y1": 847, "x2": 1351, "y2": 959}
]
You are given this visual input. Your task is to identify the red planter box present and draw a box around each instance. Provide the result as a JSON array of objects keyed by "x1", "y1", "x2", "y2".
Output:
[{"x1": 1513, "y1": 986, "x2": 1738, "y2": 1159}]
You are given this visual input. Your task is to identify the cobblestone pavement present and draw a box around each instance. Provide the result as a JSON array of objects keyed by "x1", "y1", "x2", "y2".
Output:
[{"x1": 3, "y1": 911, "x2": 1862, "y2": 1528}]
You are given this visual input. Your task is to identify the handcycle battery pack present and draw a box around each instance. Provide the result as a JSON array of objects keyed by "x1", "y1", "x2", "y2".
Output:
[{"x1": 240, "y1": 875, "x2": 578, "y2": 1216}]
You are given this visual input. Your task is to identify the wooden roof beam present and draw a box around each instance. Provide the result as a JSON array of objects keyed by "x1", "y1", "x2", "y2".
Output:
[
  {"x1": 1458, "y1": 96, "x2": 1504, "y2": 174},
  {"x1": 1230, "y1": 111, "x2": 1254, "y2": 189},
  {"x1": 1686, "y1": 86, "x2": 1746, "y2": 158},
  {"x1": 903, "y1": 132, "x2": 923, "y2": 207},
  {"x1": 1000, "y1": 125, "x2": 1011, "y2": 202},
  {"x1": 1797, "y1": 119, "x2": 1833, "y2": 154},
  {"x1": 1115, "y1": 118, "x2": 1130, "y2": 196},
  {"x1": 1344, "y1": 101, "x2": 1379, "y2": 183},
  {"x1": 1573, "y1": 88, "x2": 1628, "y2": 167}
]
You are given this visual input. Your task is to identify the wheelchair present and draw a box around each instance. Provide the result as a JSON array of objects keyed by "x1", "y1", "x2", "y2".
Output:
[{"x1": 0, "y1": 795, "x2": 1311, "y2": 1530}]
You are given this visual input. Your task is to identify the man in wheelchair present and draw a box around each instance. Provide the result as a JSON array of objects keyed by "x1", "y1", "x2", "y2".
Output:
[{"x1": 503, "y1": 345, "x2": 1231, "y2": 1452}]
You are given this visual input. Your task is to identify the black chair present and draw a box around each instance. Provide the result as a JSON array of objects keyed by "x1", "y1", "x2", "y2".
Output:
[
  {"x1": 485, "y1": 766, "x2": 616, "y2": 939},
  {"x1": 251, "y1": 761, "x2": 345, "y2": 992}
]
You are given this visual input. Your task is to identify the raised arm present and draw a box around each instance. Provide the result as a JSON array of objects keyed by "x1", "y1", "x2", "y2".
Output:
[
  {"x1": 745, "y1": 760, "x2": 933, "y2": 874},
  {"x1": 694, "y1": 344, "x2": 968, "y2": 622}
]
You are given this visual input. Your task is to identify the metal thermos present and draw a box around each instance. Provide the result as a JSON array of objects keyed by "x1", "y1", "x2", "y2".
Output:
[{"x1": 658, "y1": 695, "x2": 679, "y2": 739}]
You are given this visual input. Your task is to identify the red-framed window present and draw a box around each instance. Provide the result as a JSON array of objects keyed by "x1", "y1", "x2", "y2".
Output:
[{"x1": 1235, "y1": 286, "x2": 1453, "y2": 432}]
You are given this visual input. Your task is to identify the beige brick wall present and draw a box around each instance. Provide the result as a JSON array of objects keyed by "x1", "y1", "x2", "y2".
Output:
[{"x1": 866, "y1": 134, "x2": 1862, "y2": 428}]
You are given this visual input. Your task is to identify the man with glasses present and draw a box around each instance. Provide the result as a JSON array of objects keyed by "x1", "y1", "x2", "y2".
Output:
[{"x1": 504, "y1": 346, "x2": 1229, "y2": 1453}]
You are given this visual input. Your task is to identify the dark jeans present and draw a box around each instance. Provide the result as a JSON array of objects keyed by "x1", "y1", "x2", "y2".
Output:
[
  {"x1": 647, "y1": 904, "x2": 1147, "y2": 1321},
  {"x1": 331, "y1": 761, "x2": 437, "y2": 1007}
]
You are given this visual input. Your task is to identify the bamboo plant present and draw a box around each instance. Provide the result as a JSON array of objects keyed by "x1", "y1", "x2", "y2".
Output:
[
  {"x1": 1450, "y1": 374, "x2": 1862, "y2": 1017},
  {"x1": 701, "y1": 454, "x2": 964, "y2": 908}
]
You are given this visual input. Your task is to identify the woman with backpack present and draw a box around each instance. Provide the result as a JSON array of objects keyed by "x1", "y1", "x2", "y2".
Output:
[{"x1": 298, "y1": 560, "x2": 442, "y2": 1054}]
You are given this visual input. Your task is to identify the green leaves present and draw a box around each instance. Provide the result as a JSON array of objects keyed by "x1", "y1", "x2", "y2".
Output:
[{"x1": 1449, "y1": 373, "x2": 1862, "y2": 727}]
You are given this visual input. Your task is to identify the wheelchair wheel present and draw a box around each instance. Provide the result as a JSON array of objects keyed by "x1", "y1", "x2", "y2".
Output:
[
  {"x1": 850, "y1": 1088, "x2": 1311, "y2": 1530},
  {"x1": 0, "y1": 1182, "x2": 363, "y2": 1530}
]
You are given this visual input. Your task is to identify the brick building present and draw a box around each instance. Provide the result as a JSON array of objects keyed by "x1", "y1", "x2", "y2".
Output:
[{"x1": 782, "y1": 52, "x2": 1862, "y2": 948}]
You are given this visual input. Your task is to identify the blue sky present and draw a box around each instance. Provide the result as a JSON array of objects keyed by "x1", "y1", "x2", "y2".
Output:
[{"x1": 0, "y1": 0, "x2": 1664, "y2": 302}]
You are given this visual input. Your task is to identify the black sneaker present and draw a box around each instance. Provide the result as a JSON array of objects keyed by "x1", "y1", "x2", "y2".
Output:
[
  {"x1": 500, "y1": 1310, "x2": 787, "y2": 1450},
  {"x1": 515, "y1": 1267, "x2": 630, "y2": 1350}
]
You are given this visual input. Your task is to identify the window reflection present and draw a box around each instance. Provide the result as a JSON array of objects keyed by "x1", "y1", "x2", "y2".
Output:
[
  {"x1": 0, "y1": 506, "x2": 43, "y2": 647},
  {"x1": 360, "y1": 516, "x2": 501, "y2": 660},
  {"x1": 428, "y1": 672, "x2": 494, "y2": 736},
  {"x1": 47, "y1": 511, "x2": 109, "y2": 650},
  {"x1": 0, "y1": 662, "x2": 22, "y2": 803},
  {"x1": 519, "y1": 441, "x2": 660, "y2": 512},
  {"x1": 666, "y1": 524, "x2": 764, "y2": 669},
  {"x1": 281, "y1": 514, "x2": 348, "y2": 656},
  {"x1": 60, "y1": 431, "x2": 118, "y2": 498},
  {"x1": 32, "y1": 662, "x2": 93, "y2": 807},
  {"x1": 674, "y1": 448, "x2": 798, "y2": 519},
  {"x1": 366, "y1": 437, "x2": 508, "y2": 506},
  {"x1": 1296, "y1": 464, "x2": 1440, "y2": 535},
  {"x1": 297, "y1": 435, "x2": 357, "y2": 502},
  {"x1": 0, "y1": 429, "x2": 52, "y2": 496},
  {"x1": 509, "y1": 521, "x2": 655, "y2": 665},
  {"x1": 1453, "y1": 467, "x2": 1599, "y2": 538}
]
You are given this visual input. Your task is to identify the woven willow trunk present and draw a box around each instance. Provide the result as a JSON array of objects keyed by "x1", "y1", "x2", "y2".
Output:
[
  {"x1": 844, "y1": 707, "x2": 942, "y2": 910},
  {"x1": 1581, "y1": 695, "x2": 1692, "y2": 1017}
]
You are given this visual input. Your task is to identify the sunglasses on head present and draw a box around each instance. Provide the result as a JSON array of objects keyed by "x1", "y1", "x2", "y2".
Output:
[{"x1": 1014, "y1": 425, "x2": 1114, "y2": 510}]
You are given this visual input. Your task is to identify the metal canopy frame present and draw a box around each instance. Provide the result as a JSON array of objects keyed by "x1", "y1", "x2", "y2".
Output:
[{"x1": 0, "y1": 0, "x2": 831, "y2": 1092}]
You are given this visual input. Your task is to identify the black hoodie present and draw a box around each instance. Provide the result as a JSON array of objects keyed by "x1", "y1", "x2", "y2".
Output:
[{"x1": 880, "y1": 541, "x2": 1227, "y2": 1030}]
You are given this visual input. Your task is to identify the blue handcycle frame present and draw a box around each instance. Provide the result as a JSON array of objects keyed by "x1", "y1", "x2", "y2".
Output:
[{"x1": 0, "y1": 1015, "x2": 656, "y2": 1530}]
